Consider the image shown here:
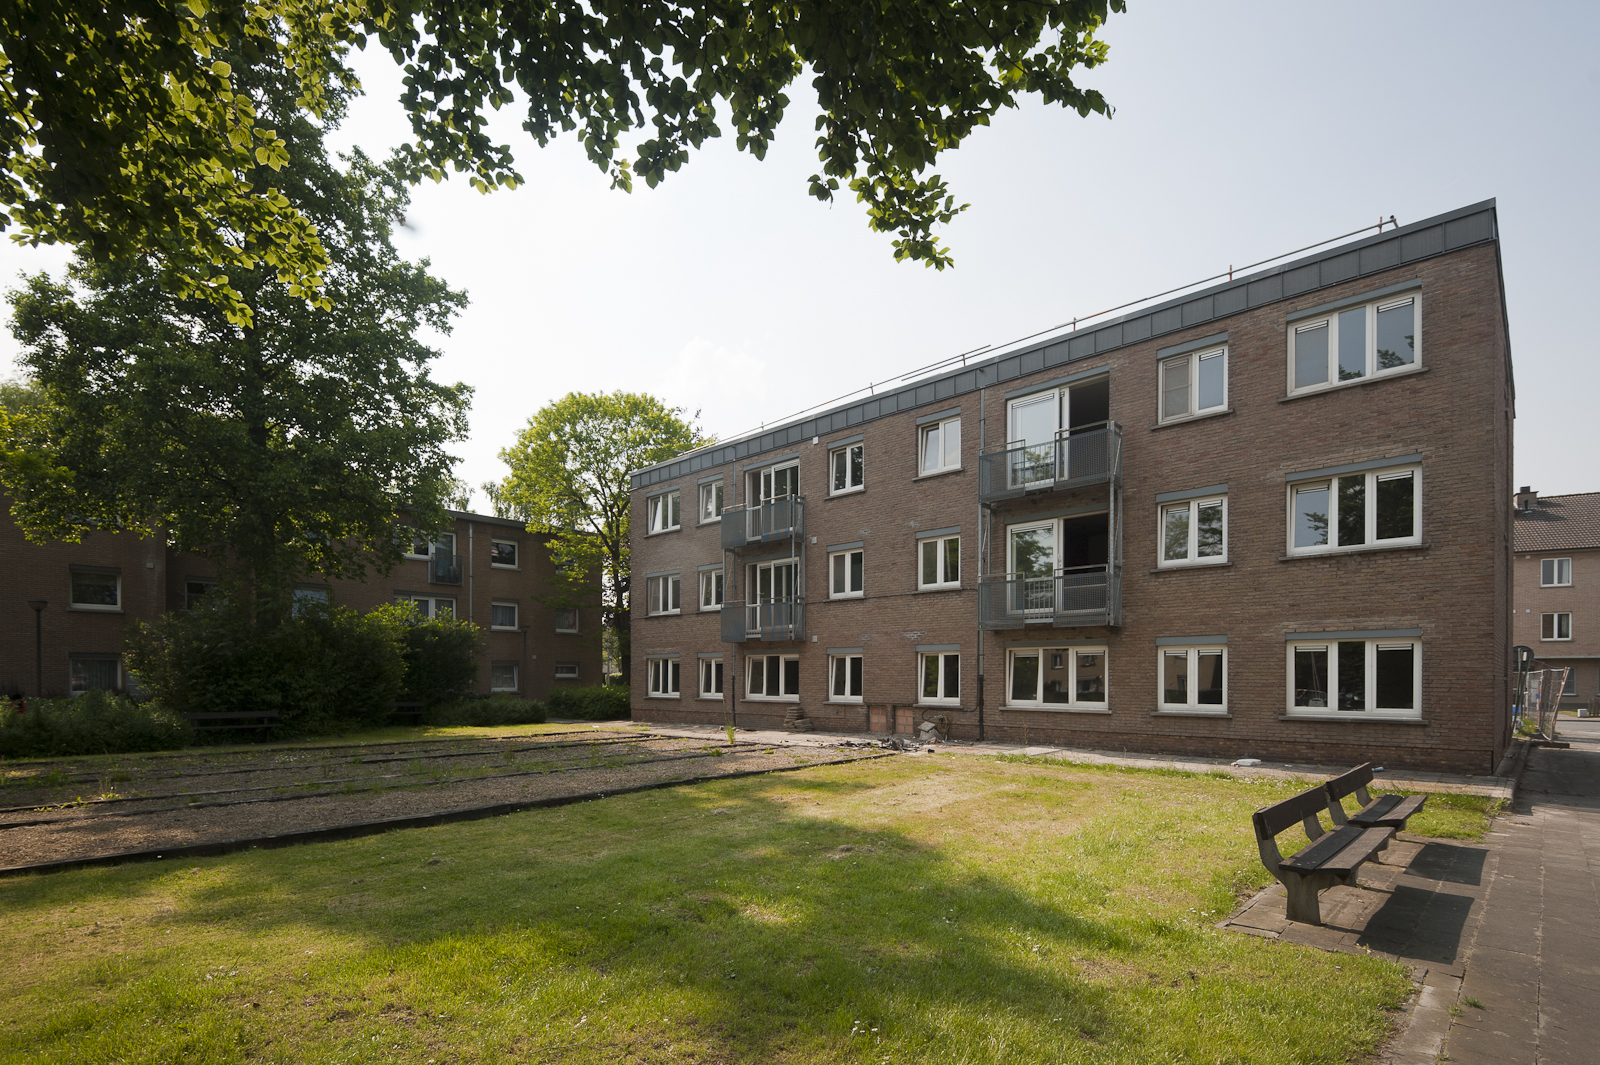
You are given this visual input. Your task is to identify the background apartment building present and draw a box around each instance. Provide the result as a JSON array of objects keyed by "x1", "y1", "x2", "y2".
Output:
[
  {"x1": 628, "y1": 201, "x2": 1515, "y2": 774},
  {"x1": 1513, "y1": 489, "x2": 1600, "y2": 711},
  {"x1": 0, "y1": 506, "x2": 602, "y2": 701}
]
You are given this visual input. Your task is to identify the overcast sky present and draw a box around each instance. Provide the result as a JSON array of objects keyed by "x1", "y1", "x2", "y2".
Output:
[{"x1": 4, "y1": 1, "x2": 1596, "y2": 504}]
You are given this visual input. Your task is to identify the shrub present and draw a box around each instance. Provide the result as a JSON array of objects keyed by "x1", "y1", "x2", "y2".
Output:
[
  {"x1": 0, "y1": 690, "x2": 192, "y2": 758},
  {"x1": 547, "y1": 684, "x2": 630, "y2": 721},
  {"x1": 428, "y1": 694, "x2": 546, "y2": 727},
  {"x1": 369, "y1": 603, "x2": 485, "y2": 707}
]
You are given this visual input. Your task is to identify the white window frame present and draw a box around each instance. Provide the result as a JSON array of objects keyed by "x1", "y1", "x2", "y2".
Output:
[
  {"x1": 1288, "y1": 293, "x2": 1421, "y2": 396},
  {"x1": 918, "y1": 417, "x2": 962, "y2": 475},
  {"x1": 554, "y1": 609, "x2": 579, "y2": 634},
  {"x1": 397, "y1": 595, "x2": 456, "y2": 619},
  {"x1": 830, "y1": 442, "x2": 865, "y2": 495},
  {"x1": 646, "y1": 657, "x2": 681, "y2": 698},
  {"x1": 1541, "y1": 558, "x2": 1573, "y2": 587},
  {"x1": 68, "y1": 570, "x2": 123, "y2": 612},
  {"x1": 749, "y1": 461, "x2": 800, "y2": 504},
  {"x1": 1157, "y1": 646, "x2": 1227, "y2": 712},
  {"x1": 745, "y1": 653, "x2": 800, "y2": 701},
  {"x1": 1561, "y1": 669, "x2": 1577, "y2": 696},
  {"x1": 1158, "y1": 346, "x2": 1228, "y2": 423},
  {"x1": 490, "y1": 661, "x2": 520, "y2": 692},
  {"x1": 698, "y1": 657, "x2": 725, "y2": 700},
  {"x1": 1158, "y1": 496, "x2": 1228, "y2": 568},
  {"x1": 918, "y1": 652, "x2": 962, "y2": 706},
  {"x1": 490, "y1": 600, "x2": 519, "y2": 631},
  {"x1": 745, "y1": 559, "x2": 798, "y2": 634},
  {"x1": 646, "y1": 574, "x2": 681, "y2": 616},
  {"x1": 830, "y1": 548, "x2": 864, "y2": 599},
  {"x1": 699, "y1": 568, "x2": 724, "y2": 610},
  {"x1": 918, "y1": 535, "x2": 961, "y2": 590},
  {"x1": 68, "y1": 654, "x2": 122, "y2": 696},
  {"x1": 1004, "y1": 647, "x2": 1107, "y2": 709},
  {"x1": 401, "y1": 526, "x2": 431, "y2": 559},
  {"x1": 646, "y1": 489, "x2": 681, "y2": 534},
  {"x1": 553, "y1": 662, "x2": 580, "y2": 680},
  {"x1": 828, "y1": 653, "x2": 864, "y2": 703},
  {"x1": 489, "y1": 538, "x2": 519, "y2": 569},
  {"x1": 1285, "y1": 638, "x2": 1422, "y2": 720},
  {"x1": 1288, "y1": 465, "x2": 1421, "y2": 556},
  {"x1": 699, "y1": 480, "x2": 724, "y2": 524},
  {"x1": 1542, "y1": 612, "x2": 1573, "y2": 641}
]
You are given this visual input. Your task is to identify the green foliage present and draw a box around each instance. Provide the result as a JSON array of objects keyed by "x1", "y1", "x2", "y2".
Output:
[
  {"x1": 0, "y1": 690, "x2": 191, "y2": 758},
  {"x1": 546, "y1": 684, "x2": 632, "y2": 721},
  {"x1": 369, "y1": 603, "x2": 485, "y2": 707},
  {"x1": 428, "y1": 694, "x2": 547, "y2": 728}
]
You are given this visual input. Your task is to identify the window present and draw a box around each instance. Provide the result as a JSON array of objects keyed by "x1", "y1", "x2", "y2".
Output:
[
  {"x1": 69, "y1": 569, "x2": 121, "y2": 611},
  {"x1": 1542, "y1": 612, "x2": 1573, "y2": 641},
  {"x1": 489, "y1": 539, "x2": 518, "y2": 568},
  {"x1": 699, "y1": 569, "x2": 724, "y2": 610},
  {"x1": 1159, "y1": 347, "x2": 1228, "y2": 422},
  {"x1": 919, "y1": 652, "x2": 961, "y2": 704},
  {"x1": 1290, "y1": 293, "x2": 1419, "y2": 394},
  {"x1": 183, "y1": 579, "x2": 216, "y2": 610},
  {"x1": 1561, "y1": 669, "x2": 1576, "y2": 696},
  {"x1": 918, "y1": 416, "x2": 961, "y2": 474},
  {"x1": 647, "y1": 657, "x2": 681, "y2": 697},
  {"x1": 1288, "y1": 639, "x2": 1420, "y2": 717},
  {"x1": 554, "y1": 662, "x2": 580, "y2": 680},
  {"x1": 746, "y1": 653, "x2": 800, "y2": 700},
  {"x1": 1541, "y1": 558, "x2": 1573, "y2": 587},
  {"x1": 69, "y1": 654, "x2": 121, "y2": 695},
  {"x1": 919, "y1": 535, "x2": 960, "y2": 590},
  {"x1": 830, "y1": 549, "x2": 864, "y2": 598},
  {"x1": 1159, "y1": 497, "x2": 1226, "y2": 567},
  {"x1": 1290, "y1": 466, "x2": 1419, "y2": 554},
  {"x1": 699, "y1": 657, "x2": 724, "y2": 699},
  {"x1": 646, "y1": 574, "x2": 681, "y2": 615},
  {"x1": 1007, "y1": 647, "x2": 1106, "y2": 707},
  {"x1": 830, "y1": 442, "x2": 864, "y2": 494},
  {"x1": 1158, "y1": 647, "x2": 1226, "y2": 711},
  {"x1": 397, "y1": 595, "x2": 455, "y2": 619},
  {"x1": 829, "y1": 654, "x2": 863, "y2": 702},
  {"x1": 745, "y1": 559, "x2": 798, "y2": 634},
  {"x1": 699, "y1": 481, "x2": 724, "y2": 523},
  {"x1": 750, "y1": 461, "x2": 800, "y2": 503},
  {"x1": 491, "y1": 601, "x2": 519, "y2": 630},
  {"x1": 646, "y1": 490, "x2": 681, "y2": 534},
  {"x1": 491, "y1": 661, "x2": 520, "y2": 691},
  {"x1": 402, "y1": 526, "x2": 431, "y2": 559},
  {"x1": 292, "y1": 586, "x2": 329, "y2": 615},
  {"x1": 554, "y1": 609, "x2": 579, "y2": 633}
]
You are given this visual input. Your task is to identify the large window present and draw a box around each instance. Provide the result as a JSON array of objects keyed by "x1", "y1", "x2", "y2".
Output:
[
  {"x1": 555, "y1": 609, "x2": 579, "y2": 633},
  {"x1": 1542, "y1": 612, "x2": 1573, "y2": 641},
  {"x1": 829, "y1": 654, "x2": 863, "y2": 702},
  {"x1": 1541, "y1": 558, "x2": 1573, "y2": 587},
  {"x1": 1290, "y1": 293, "x2": 1419, "y2": 394},
  {"x1": 699, "y1": 657, "x2": 724, "y2": 699},
  {"x1": 919, "y1": 652, "x2": 961, "y2": 705},
  {"x1": 1007, "y1": 647, "x2": 1106, "y2": 708},
  {"x1": 1159, "y1": 347, "x2": 1227, "y2": 422},
  {"x1": 919, "y1": 416, "x2": 961, "y2": 475},
  {"x1": 1290, "y1": 466, "x2": 1419, "y2": 554},
  {"x1": 1159, "y1": 646, "x2": 1225, "y2": 711},
  {"x1": 1288, "y1": 638, "x2": 1419, "y2": 717},
  {"x1": 647, "y1": 657, "x2": 681, "y2": 697},
  {"x1": 69, "y1": 655, "x2": 120, "y2": 695},
  {"x1": 489, "y1": 539, "x2": 518, "y2": 568},
  {"x1": 646, "y1": 573, "x2": 681, "y2": 615},
  {"x1": 183, "y1": 579, "x2": 216, "y2": 610},
  {"x1": 1159, "y1": 496, "x2": 1226, "y2": 567},
  {"x1": 919, "y1": 535, "x2": 960, "y2": 590},
  {"x1": 491, "y1": 661, "x2": 519, "y2": 691},
  {"x1": 699, "y1": 569, "x2": 724, "y2": 610},
  {"x1": 830, "y1": 549, "x2": 864, "y2": 598},
  {"x1": 746, "y1": 559, "x2": 798, "y2": 630},
  {"x1": 397, "y1": 595, "x2": 455, "y2": 618},
  {"x1": 831, "y1": 442, "x2": 864, "y2": 495},
  {"x1": 491, "y1": 601, "x2": 519, "y2": 630},
  {"x1": 699, "y1": 480, "x2": 724, "y2": 523},
  {"x1": 69, "y1": 568, "x2": 121, "y2": 611},
  {"x1": 646, "y1": 490, "x2": 681, "y2": 534},
  {"x1": 746, "y1": 654, "x2": 800, "y2": 700}
]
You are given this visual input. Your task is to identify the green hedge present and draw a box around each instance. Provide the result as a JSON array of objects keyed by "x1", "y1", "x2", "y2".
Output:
[
  {"x1": 0, "y1": 690, "x2": 192, "y2": 758},
  {"x1": 428, "y1": 694, "x2": 546, "y2": 727},
  {"x1": 546, "y1": 684, "x2": 631, "y2": 720}
]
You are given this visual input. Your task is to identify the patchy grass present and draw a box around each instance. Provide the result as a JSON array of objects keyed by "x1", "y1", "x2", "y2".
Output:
[{"x1": 0, "y1": 755, "x2": 1494, "y2": 1064}]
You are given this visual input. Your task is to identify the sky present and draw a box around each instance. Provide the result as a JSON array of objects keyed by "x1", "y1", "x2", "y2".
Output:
[{"x1": 3, "y1": 1, "x2": 1597, "y2": 504}]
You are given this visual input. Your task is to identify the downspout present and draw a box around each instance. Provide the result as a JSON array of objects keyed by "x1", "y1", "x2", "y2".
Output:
[{"x1": 976, "y1": 386, "x2": 986, "y2": 742}]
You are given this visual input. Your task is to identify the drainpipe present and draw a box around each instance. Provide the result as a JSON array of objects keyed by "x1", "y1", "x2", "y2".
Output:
[
  {"x1": 28, "y1": 599, "x2": 46, "y2": 696},
  {"x1": 977, "y1": 386, "x2": 986, "y2": 742},
  {"x1": 467, "y1": 520, "x2": 475, "y2": 623}
]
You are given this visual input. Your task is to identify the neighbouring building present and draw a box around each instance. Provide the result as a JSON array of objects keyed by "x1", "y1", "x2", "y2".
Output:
[
  {"x1": 0, "y1": 505, "x2": 602, "y2": 701},
  {"x1": 1512, "y1": 488, "x2": 1600, "y2": 711},
  {"x1": 627, "y1": 200, "x2": 1515, "y2": 774}
]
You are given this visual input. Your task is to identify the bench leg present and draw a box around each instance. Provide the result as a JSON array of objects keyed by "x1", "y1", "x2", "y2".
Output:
[{"x1": 1283, "y1": 875, "x2": 1323, "y2": 925}]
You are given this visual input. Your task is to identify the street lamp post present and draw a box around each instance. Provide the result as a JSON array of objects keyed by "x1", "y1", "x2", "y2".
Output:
[{"x1": 26, "y1": 599, "x2": 47, "y2": 696}]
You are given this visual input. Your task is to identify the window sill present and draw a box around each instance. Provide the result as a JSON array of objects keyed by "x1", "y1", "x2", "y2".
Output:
[
  {"x1": 827, "y1": 486, "x2": 866, "y2": 499},
  {"x1": 1539, "y1": 639, "x2": 1574, "y2": 644},
  {"x1": 1280, "y1": 364, "x2": 1429, "y2": 403},
  {"x1": 1151, "y1": 708, "x2": 1231, "y2": 718},
  {"x1": 825, "y1": 698, "x2": 864, "y2": 706},
  {"x1": 1001, "y1": 704, "x2": 1112, "y2": 714},
  {"x1": 829, "y1": 594, "x2": 865, "y2": 602},
  {"x1": 646, "y1": 693, "x2": 681, "y2": 700},
  {"x1": 490, "y1": 564, "x2": 520, "y2": 571},
  {"x1": 1278, "y1": 711, "x2": 1426, "y2": 725},
  {"x1": 1279, "y1": 541, "x2": 1428, "y2": 562},
  {"x1": 555, "y1": 629, "x2": 580, "y2": 635},
  {"x1": 646, "y1": 527, "x2": 683, "y2": 536},
  {"x1": 914, "y1": 467, "x2": 965, "y2": 481},
  {"x1": 1151, "y1": 560, "x2": 1232, "y2": 574},
  {"x1": 915, "y1": 701, "x2": 963, "y2": 709},
  {"x1": 698, "y1": 606, "x2": 723, "y2": 613},
  {"x1": 741, "y1": 697, "x2": 801, "y2": 705},
  {"x1": 646, "y1": 611, "x2": 683, "y2": 618},
  {"x1": 68, "y1": 606, "x2": 125, "y2": 614},
  {"x1": 490, "y1": 626, "x2": 519, "y2": 633},
  {"x1": 917, "y1": 584, "x2": 964, "y2": 594},
  {"x1": 696, "y1": 695, "x2": 726, "y2": 702},
  {"x1": 1150, "y1": 407, "x2": 1234, "y2": 432}
]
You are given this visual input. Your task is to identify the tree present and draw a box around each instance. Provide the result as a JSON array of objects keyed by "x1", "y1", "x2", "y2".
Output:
[
  {"x1": 0, "y1": 52, "x2": 471, "y2": 629},
  {"x1": 492, "y1": 392, "x2": 708, "y2": 681},
  {"x1": 2, "y1": 2, "x2": 1125, "y2": 318}
]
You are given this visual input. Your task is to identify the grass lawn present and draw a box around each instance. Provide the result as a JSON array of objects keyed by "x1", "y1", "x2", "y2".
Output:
[{"x1": 0, "y1": 753, "x2": 1497, "y2": 1064}]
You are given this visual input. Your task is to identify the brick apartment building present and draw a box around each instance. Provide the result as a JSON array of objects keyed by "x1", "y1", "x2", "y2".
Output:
[
  {"x1": 0, "y1": 505, "x2": 602, "y2": 701},
  {"x1": 627, "y1": 200, "x2": 1515, "y2": 774},
  {"x1": 1513, "y1": 488, "x2": 1600, "y2": 711}
]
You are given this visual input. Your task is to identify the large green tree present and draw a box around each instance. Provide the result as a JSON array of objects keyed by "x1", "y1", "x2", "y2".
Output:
[
  {"x1": 492, "y1": 392, "x2": 707, "y2": 680},
  {"x1": 0, "y1": 52, "x2": 471, "y2": 628},
  {"x1": 1, "y1": 1, "x2": 1125, "y2": 320}
]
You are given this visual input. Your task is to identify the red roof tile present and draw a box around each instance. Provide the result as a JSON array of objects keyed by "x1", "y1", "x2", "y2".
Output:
[{"x1": 1514, "y1": 492, "x2": 1600, "y2": 552}]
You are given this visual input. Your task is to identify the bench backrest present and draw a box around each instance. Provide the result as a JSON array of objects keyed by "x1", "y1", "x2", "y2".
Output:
[
  {"x1": 1252, "y1": 786, "x2": 1330, "y2": 843},
  {"x1": 1324, "y1": 763, "x2": 1376, "y2": 808}
]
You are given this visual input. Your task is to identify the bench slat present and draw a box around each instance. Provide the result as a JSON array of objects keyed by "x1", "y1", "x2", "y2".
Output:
[
  {"x1": 1280, "y1": 825, "x2": 1365, "y2": 872},
  {"x1": 1253, "y1": 787, "x2": 1332, "y2": 840},
  {"x1": 1352, "y1": 794, "x2": 1426, "y2": 828},
  {"x1": 1281, "y1": 826, "x2": 1392, "y2": 875},
  {"x1": 1324, "y1": 762, "x2": 1377, "y2": 804}
]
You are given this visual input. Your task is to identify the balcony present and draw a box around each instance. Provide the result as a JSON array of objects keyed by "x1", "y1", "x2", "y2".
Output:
[
  {"x1": 977, "y1": 564, "x2": 1122, "y2": 629},
  {"x1": 721, "y1": 496, "x2": 805, "y2": 550},
  {"x1": 429, "y1": 552, "x2": 463, "y2": 585},
  {"x1": 720, "y1": 598, "x2": 806, "y2": 643},
  {"x1": 978, "y1": 422, "x2": 1122, "y2": 504}
]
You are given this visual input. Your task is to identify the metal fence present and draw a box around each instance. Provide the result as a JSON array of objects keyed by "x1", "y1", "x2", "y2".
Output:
[
  {"x1": 977, "y1": 422, "x2": 1122, "y2": 501},
  {"x1": 1516, "y1": 666, "x2": 1570, "y2": 742}
]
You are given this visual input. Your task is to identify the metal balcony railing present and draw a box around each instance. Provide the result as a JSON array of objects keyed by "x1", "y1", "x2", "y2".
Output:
[
  {"x1": 720, "y1": 598, "x2": 806, "y2": 642},
  {"x1": 721, "y1": 496, "x2": 805, "y2": 550},
  {"x1": 978, "y1": 422, "x2": 1122, "y2": 503},
  {"x1": 977, "y1": 564, "x2": 1121, "y2": 629},
  {"x1": 429, "y1": 552, "x2": 463, "y2": 586}
]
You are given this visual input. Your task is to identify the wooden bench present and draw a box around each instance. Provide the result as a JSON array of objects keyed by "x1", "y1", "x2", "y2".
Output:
[
  {"x1": 389, "y1": 701, "x2": 426, "y2": 726},
  {"x1": 182, "y1": 710, "x2": 280, "y2": 732},
  {"x1": 1323, "y1": 763, "x2": 1426, "y2": 859},
  {"x1": 1253, "y1": 786, "x2": 1394, "y2": 925}
]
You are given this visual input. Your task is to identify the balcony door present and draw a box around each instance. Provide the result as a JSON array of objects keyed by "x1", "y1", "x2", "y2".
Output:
[
  {"x1": 1005, "y1": 377, "x2": 1109, "y2": 488},
  {"x1": 748, "y1": 558, "x2": 798, "y2": 633},
  {"x1": 1007, "y1": 393, "x2": 1058, "y2": 489},
  {"x1": 1008, "y1": 522, "x2": 1056, "y2": 616},
  {"x1": 756, "y1": 463, "x2": 799, "y2": 503}
]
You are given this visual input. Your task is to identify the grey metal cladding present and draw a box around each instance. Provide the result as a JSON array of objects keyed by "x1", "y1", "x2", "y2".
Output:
[
  {"x1": 1156, "y1": 332, "x2": 1228, "y2": 361},
  {"x1": 630, "y1": 200, "x2": 1499, "y2": 489}
]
